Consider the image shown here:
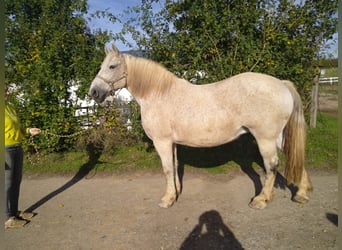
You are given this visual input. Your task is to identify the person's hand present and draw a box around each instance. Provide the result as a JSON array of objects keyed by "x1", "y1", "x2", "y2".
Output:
[{"x1": 28, "y1": 128, "x2": 41, "y2": 136}]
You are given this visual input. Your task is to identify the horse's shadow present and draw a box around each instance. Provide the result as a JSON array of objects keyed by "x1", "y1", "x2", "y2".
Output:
[
  {"x1": 177, "y1": 133, "x2": 289, "y2": 197},
  {"x1": 180, "y1": 210, "x2": 244, "y2": 250},
  {"x1": 24, "y1": 143, "x2": 100, "y2": 214}
]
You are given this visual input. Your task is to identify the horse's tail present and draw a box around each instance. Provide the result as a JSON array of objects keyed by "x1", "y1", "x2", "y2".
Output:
[{"x1": 281, "y1": 80, "x2": 309, "y2": 187}]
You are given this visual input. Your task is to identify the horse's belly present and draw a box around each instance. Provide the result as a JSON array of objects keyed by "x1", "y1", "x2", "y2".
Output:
[{"x1": 173, "y1": 125, "x2": 247, "y2": 147}]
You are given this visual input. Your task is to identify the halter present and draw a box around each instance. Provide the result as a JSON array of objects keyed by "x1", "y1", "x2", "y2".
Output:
[
  {"x1": 95, "y1": 55, "x2": 128, "y2": 95},
  {"x1": 95, "y1": 74, "x2": 127, "y2": 87}
]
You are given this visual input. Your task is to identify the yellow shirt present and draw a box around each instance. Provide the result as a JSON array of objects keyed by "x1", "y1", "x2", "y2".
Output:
[{"x1": 5, "y1": 103, "x2": 25, "y2": 146}]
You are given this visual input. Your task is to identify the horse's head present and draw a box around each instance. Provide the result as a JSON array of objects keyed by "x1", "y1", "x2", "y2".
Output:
[{"x1": 88, "y1": 44, "x2": 127, "y2": 103}]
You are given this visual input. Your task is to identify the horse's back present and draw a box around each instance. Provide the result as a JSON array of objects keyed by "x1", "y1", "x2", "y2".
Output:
[
  {"x1": 225, "y1": 72, "x2": 290, "y2": 94},
  {"x1": 177, "y1": 72, "x2": 293, "y2": 115}
]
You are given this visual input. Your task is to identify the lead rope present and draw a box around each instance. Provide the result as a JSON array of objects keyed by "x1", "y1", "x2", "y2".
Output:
[
  {"x1": 28, "y1": 56, "x2": 128, "y2": 165},
  {"x1": 27, "y1": 129, "x2": 92, "y2": 165}
]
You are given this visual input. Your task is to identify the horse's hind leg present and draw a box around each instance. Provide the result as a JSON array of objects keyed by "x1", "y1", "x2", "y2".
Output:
[
  {"x1": 292, "y1": 168, "x2": 312, "y2": 203},
  {"x1": 154, "y1": 140, "x2": 178, "y2": 208},
  {"x1": 249, "y1": 139, "x2": 278, "y2": 209}
]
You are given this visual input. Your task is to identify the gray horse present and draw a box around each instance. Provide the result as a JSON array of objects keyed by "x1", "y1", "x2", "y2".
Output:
[{"x1": 89, "y1": 44, "x2": 312, "y2": 209}]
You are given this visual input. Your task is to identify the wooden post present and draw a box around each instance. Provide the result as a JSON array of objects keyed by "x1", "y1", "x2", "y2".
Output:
[{"x1": 309, "y1": 74, "x2": 320, "y2": 128}]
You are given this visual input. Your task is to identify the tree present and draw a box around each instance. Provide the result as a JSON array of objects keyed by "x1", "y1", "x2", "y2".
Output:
[
  {"x1": 121, "y1": 0, "x2": 337, "y2": 110},
  {"x1": 5, "y1": 0, "x2": 111, "y2": 151}
]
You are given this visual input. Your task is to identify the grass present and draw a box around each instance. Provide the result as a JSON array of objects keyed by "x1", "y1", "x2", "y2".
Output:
[
  {"x1": 24, "y1": 145, "x2": 162, "y2": 174},
  {"x1": 319, "y1": 84, "x2": 338, "y2": 96},
  {"x1": 24, "y1": 112, "x2": 337, "y2": 175},
  {"x1": 306, "y1": 112, "x2": 338, "y2": 168},
  {"x1": 322, "y1": 67, "x2": 338, "y2": 78}
]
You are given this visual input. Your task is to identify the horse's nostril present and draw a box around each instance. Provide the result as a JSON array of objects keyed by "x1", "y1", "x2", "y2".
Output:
[{"x1": 90, "y1": 89, "x2": 98, "y2": 98}]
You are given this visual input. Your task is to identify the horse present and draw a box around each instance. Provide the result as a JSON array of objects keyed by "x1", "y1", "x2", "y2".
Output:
[{"x1": 89, "y1": 44, "x2": 312, "y2": 209}]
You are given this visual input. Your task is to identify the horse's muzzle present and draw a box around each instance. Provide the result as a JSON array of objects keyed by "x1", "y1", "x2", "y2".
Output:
[{"x1": 88, "y1": 86, "x2": 109, "y2": 103}]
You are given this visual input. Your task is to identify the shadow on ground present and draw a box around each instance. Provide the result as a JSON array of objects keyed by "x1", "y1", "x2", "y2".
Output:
[
  {"x1": 24, "y1": 143, "x2": 100, "y2": 213},
  {"x1": 326, "y1": 213, "x2": 338, "y2": 226},
  {"x1": 177, "y1": 133, "x2": 288, "y2": 197},
  {"x1": 180, "y1": 210, "x2": 244, "y2": 250}
]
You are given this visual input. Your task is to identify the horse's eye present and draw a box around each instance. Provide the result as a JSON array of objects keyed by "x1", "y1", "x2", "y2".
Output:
[{"x1": 109, "y1": 65, "x2": 116, "y2": 69}]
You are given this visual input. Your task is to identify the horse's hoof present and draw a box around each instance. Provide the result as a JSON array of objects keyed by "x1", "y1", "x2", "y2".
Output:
[
  {"x1": 292, "y1": 194, "x2": 309, "y2": 204},
  {"x1": 249, "y1": 198, "x2": 267, "y2": 209},
  {"x1": 158, "y1": 200, "x2": 174, "y2": 208}
]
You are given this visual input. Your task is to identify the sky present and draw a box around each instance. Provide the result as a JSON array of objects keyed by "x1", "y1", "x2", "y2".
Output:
[
  {"x1": 323, "y1": 33, "x2": 338, "y2": 58},
  {"x1": 87, "y1": 0, "x2": 142, "y2": 51},
  {"x1": 87, "y1": 1, "x2": 338, "y2": 58}
]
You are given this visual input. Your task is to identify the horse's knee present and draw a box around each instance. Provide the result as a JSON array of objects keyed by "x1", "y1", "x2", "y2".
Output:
[
  {"x1": 266, "y1": 155, "x2": 279, "y2": 172},
  {"x1": 271, "y1": 155, "x2": 279, "y2": 169}
]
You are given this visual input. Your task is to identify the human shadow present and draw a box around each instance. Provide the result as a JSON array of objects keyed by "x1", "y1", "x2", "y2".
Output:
[
  {"x1": 326, "y1": 213, "x2": 338, "y2": 226},
  {"x1": 180, "y1": 210, "x2": 244, "y2": 250},
  {"x1": 24, "y1": 142, "x2": 101, "y2": 213},
  {"x1": 177, "y1": 133, "x2": 289, "y2": 199}
]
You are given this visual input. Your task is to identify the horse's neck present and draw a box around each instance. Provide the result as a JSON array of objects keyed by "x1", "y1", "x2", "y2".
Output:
[{"x1": 125, "y1": 55, "x2": 177, "y2": 101}]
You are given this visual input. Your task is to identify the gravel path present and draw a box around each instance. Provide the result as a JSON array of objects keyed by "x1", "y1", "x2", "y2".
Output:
[{"x1": 4, "y1": 169, "x2": 338, "y2": 250}]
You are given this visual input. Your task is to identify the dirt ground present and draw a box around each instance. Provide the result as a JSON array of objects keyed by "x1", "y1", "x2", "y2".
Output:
[{"x1": 4, "y1": 168, "x2": 338, "y2": 250}]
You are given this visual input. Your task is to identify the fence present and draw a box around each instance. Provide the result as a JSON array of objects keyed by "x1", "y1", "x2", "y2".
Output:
[
  {"x1": 75, "y1": 106, "x2": 96, "y2": 128},
  {"x1": 75, "y1": 103, "x2": 132, "y2": 129},
  {"x1": 319, "y1": 77, "x2": 339, "y2": 85},
  {"x1": 310, "y1": 76, "x2": 338, "y2": 128}
]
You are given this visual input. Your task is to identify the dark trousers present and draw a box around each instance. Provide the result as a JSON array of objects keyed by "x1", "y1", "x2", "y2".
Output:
[{"x1": 5, "y1": 145, "x2": 23, "y2": 219}]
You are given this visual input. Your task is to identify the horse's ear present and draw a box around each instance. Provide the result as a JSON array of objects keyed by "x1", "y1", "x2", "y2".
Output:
[
  {"x1": 104, "y1": 45, "x2": 110, "y2": 55},
  {"x1": 111, "y1": 44, "x2": 120, "y2": 55}
]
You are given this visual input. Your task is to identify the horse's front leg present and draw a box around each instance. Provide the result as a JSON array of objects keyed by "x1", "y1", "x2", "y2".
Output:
[
  {"x1": 173, "y1": 144, "x2": 182, "y2": 195},
  {"x1": 154, "y1": 140, "x2": 178, "y2": 208}
]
